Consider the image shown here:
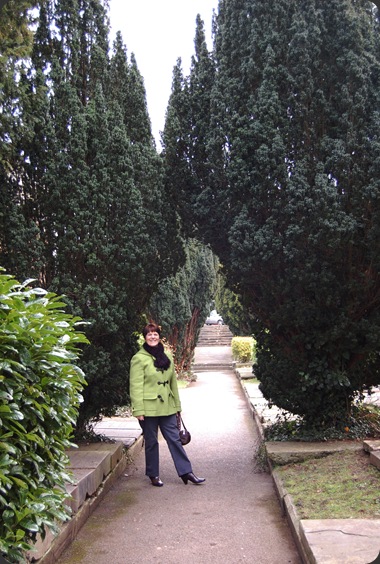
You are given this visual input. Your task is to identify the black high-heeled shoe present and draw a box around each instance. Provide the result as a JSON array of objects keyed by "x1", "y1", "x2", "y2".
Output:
[
  {"x1": 149, "y1": 476, "x2": 163, "y2": 487},
  {"x1": 181, "y1": 472, "x2": 205, "y2": 485}
]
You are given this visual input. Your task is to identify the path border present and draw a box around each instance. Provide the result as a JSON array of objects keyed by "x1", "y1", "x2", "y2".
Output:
[
  {"x1": 35, "y1": 438, "x2": 143, "y2": 564},
  {"x1": 234, "y1": 365, "x2": 380, "y2": 564}
]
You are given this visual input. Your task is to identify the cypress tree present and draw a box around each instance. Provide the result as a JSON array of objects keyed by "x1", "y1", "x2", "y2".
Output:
[
  {"x1": 109, "y1": 32, "x2": 184, "y2": 284},
  {"x1": 1, "y1": 0, "x2": 185, "y2": 429},
  {"x1": 162, "y1": 15, "x2": 217, "y2": 242},
  {"x1": 161, "y1": 58, "x2": 194, "y2": 236},
  {"x1": 0, "y1": 1, "x2": 52, "y2": 281},
  {"x1": 149, "y1": 239, "x2": 218, "y2": 372},
  {"x1": 159, "y1": 17, "x2": 218, "y2": 368},
  {"x1": 251, "y1": 0, "x2": 380, "y2": 423},
  {"x1": 183, "y1": 0, "x2": 380, "y2": 426}
]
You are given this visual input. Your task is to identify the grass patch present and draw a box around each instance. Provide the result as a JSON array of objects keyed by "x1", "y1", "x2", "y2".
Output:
[
  {"x1": 177, "y1": 379, "x2": 190, "y2": 389},
  {"x1": 244, "y1": 377, "x2": 259, "y2": 385},
  {"x1": 177, "y1": 370, "x2": 197, "y2": 387},
  {"x1": 276, "y1": 450, "x2": 380, "y2": 519}
]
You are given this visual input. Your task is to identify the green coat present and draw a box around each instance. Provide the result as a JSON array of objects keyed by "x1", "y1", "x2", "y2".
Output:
[{"x1": 129, "y1": 347, "x2": 182, "y2": 417}]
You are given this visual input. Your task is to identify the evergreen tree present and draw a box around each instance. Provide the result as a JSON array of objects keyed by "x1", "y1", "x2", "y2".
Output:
[
  {"x1": 214, "y1": 273, "x2": 252, "y2": 336},
  {"x1": 182, "y1": 0, "x2": 380, "y2": 425},
  {"x1": 0, "y1": 0, "x2": 184, "y2": 430},
  {"x1": 162, "y1": 15, "x2": 216, "y2": 241},
  {"x1": 0, "y1": 1, "x2": 52, "y2": 281},
  {"x1": 108, "y1": 32, "x2": 184, "y2": 288},
  {"x1": 48, "y1": 3, "x2": 183, "y2": 428},
  {"x1": 161, "y1": 58, "x2": 194, "y2": 236},
  {"x1": 186, "y1": 15, "x2": 217, "y2": 242},
  {"x1": 159, "y1": 18, "x2": 219, "y2": 370},
  {"x1": 149, "y1": 239, "x2": 218, "y2": 372}
]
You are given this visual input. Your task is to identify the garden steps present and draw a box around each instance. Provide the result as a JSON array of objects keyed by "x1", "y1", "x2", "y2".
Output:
[{"x1": 197, "y1": 324, "x2": 233, "y2": 346}]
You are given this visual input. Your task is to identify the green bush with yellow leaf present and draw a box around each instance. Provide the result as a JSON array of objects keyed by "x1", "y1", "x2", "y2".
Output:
[{"x1": 231, "y1": 337, "x2": 255, "y2": 363}]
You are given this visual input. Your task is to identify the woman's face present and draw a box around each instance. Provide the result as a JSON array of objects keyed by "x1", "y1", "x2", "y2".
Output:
[{"x1": 145, "y1": 331, "x2": 160, "y2": 347}]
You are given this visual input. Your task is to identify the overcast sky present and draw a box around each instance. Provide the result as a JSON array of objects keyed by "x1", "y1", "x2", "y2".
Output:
[{"x1": 108, "y1": 0, "x2": 219, "y2": 148}]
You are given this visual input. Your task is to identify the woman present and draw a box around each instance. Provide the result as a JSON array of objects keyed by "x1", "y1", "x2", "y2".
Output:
[{"x1": 129, "y1": 323, "x2": 205, "y2": 487}]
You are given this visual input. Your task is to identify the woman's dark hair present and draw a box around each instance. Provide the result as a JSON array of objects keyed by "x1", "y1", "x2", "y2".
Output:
[{"x1": 142, "y1": 323, "x2": 161, "y2": 337}]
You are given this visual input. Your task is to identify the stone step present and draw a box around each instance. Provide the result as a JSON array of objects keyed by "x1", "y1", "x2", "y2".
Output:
[
  {"x1": 198, "y1": 335, "x2": 232, "y2": 340},
  {"x1": 65, "y1": 443, "x2": 123, "y2": 513},
  {"x1": 370, "y1": 451, "x2": 380, "y2": 470},
  {"x1": 197, "y1": 342, "x2": 233, "y2": 347},
  {"x1": 29, "y1": 441, "x2": 130, "y2": 562},
  {"x1": 198, "y1": 325, "x2": 233, "y2": 346},
  {"x1": 363, "y1": 439, "x2": 380, "y2": 471},
  {"x1": 266, "y1": 440, "x2": 362, "y2": 466},
  {"x1": 363, "y1": 439, "x2": 380, "y2": 453},
  {"x1": 198, "y1": 336, "x2": 232, "y2": 343},
  {"x1": 200, "y1": 326, "x2": 232, "y2": 333},
  {"x1": 197, "y1": 340, "x2": 231, "y2": 347}
]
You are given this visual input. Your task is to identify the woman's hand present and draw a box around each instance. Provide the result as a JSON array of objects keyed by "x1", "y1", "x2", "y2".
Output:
[{"x1": 136, "y1": 415, "x2": 144, "y2": 420}]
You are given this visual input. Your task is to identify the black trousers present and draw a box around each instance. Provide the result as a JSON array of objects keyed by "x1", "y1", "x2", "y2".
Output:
[{"x1": 141, "y1": 414, "x2": 192, "y2": 478}]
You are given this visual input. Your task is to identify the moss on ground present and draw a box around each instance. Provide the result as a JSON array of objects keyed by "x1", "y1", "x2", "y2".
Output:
[{"x1": 276, "y1": 450, "x2": 380, "y2": 519}]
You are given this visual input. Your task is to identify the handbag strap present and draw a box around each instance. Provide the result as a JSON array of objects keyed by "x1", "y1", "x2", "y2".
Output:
[
  {"x1": 180, "y1": 415, "x2": 188, "y2": 432},
  {"x1": 176, "y1": 413, "x2": 188, "y2": 432}
]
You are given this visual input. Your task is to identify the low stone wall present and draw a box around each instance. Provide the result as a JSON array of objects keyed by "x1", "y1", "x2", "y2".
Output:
[{"x1": 29, "y1": 439, "x2": 142, "y2": 563}]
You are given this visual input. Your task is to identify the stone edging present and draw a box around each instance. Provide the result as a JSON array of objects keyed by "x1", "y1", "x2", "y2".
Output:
[
  {"x1": 236, "y1": 370, "x2": 307, "y2": 560},
  {"x1": 35, "y1": 438, "x2": 143, "y2": 564},
  {"x1": 235, "y1": 366, "x2": 380, "y2": 564},
  {"x1": 271, "y1": 465, "x2": 310, "y2": 563}
]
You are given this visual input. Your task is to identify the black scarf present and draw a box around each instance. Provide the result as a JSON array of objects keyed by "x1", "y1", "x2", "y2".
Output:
[{"x1": 143, "y1": 342, "x2": 171, "y2": 371}]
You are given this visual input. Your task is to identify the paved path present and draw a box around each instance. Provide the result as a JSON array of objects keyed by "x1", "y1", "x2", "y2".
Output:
[{"x1": 56, "y1": 346, "x2": 300, "y2": 564}]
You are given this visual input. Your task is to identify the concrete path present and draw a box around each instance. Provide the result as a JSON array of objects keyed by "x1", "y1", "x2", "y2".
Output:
[{"x1": 56, "y1": 346, "x2": 301, "y2": 564}]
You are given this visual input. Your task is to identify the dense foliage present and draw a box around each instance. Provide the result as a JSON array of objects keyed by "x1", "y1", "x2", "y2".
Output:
[
  {"x1": 162, "y1": 15, "x2": 217, "y2": 244},
  {"x1": 0, "y1": 271, "x2": 88, "y2": 562},
  {"x1": 168, "y1": 0, "x2": 380, "y2": 425},
  {"x1": 5, "y1": 0, "x2": 380, "y2": 439},
  {"x1": 214, "y1": 273, "x2": 252, "y2": 336},
  {"x1": 149, "y1": 239, "x2": 218, "y2": 373},
  {"x1": 0, "y1": 0, "x2": 184, "y2": 431},
  {"x1": 231, "y1": 337, "x2": 255, "y2": 363}
]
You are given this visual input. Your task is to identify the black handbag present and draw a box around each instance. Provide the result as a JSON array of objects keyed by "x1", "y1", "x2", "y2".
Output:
[{"x1": 177, "y1": 413, "x2": 191, "y2": 445}]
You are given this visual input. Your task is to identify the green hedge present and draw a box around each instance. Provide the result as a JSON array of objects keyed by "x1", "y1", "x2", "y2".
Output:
[
  {"x1": 231, "y1": 337, "x2": 255, "y2": 363},
  {"x1": 0, "y1": 272, "x2": 88, "y2": 562}
]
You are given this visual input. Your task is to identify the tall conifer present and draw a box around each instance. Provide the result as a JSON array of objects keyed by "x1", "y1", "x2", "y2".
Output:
[
  {"x1": 181, "y1": 0, "x2": 380, "y2": 425},
  {"x1": 162, "y1": 15, "x2": 216, "y2": 242},
  {"x1": 0, "y1": 0, "x2": 184, "y2": 429},
  {"x1": 149, "y1": 239, "x2": 218, "y2": 372}
]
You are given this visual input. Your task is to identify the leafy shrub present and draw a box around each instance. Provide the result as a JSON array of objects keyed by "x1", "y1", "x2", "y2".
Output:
[
  {"x1": 0, "y1": 272, "x2": 88, "y2": 562},
  {"x1": 231, "y1": 337, "x2": 255, "y2": 363}
]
